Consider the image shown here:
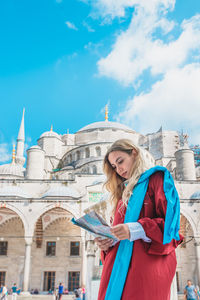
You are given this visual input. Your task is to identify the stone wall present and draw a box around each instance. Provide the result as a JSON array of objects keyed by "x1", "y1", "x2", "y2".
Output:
[
  {"x1": 31, "y1": 218, "x2": 82, "y2": 291},
  {"x1": 0, "y1": 217, "x2": 25, "y2": 289}
]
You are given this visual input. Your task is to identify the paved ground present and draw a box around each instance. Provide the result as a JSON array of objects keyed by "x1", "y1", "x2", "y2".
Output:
[
  {"x1": 7, "y1": 295, "x2": 75, "y2": 300},
  {"x1": 6, "y1": 293, "x2": 185, "y2": 300}
]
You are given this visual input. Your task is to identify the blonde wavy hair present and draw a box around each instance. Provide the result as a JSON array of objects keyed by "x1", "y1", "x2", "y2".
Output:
[{"x1": 103, "y1": 139, "x2": 146, "y2": 216}]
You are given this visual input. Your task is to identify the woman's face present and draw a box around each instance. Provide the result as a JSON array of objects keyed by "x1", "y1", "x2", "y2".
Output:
[{"x1": 108, "y1": 150, "x2": 137, "y2": 180}]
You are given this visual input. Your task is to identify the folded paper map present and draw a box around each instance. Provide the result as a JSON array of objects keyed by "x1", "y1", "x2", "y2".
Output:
[{"x1": 71, "y1": 210, "x2": 117, "y2": 241}]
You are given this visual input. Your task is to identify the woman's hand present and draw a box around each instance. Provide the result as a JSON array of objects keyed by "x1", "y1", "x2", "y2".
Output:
[
  {"x1": 94, "y1": 237, "x2": 113, "y2": 251},
  {"x1": 110, "y1": 224, "x2": 130, "y2": 240}
]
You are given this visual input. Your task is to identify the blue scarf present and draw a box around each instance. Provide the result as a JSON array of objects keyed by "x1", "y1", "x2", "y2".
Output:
[{"x1": 104, "y1": 166, "x2": 180, "y2": 300}]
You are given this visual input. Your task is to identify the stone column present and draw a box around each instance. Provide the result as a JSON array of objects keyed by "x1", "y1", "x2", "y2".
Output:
[
  {"x1": 81, "y1": 149, "x2": 85, "y2": 159},
  {"x1": 81, "y1": 236, "x2": 87, "y2": 288},
  {"x1": 194, "y1": 238, "x2": 200, "y2": 284},
  {"x1": 86, "y1": 239, "x2": 96, "y2": 300},
  {"x1": 89, "y1": 147, "x2": 95, "y2": 158},
  {"x1": 170, "y1": 273, "x2": 178, "y2": 300},
  {"x1": 23, "y1": 238, "x2": 32, "y2": 293}
]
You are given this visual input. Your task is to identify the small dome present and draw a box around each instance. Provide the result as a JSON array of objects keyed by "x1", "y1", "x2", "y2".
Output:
[
  {"x1": 0, "y1": 186, "x2": 30, "y2": 198},
  {"x1": 77, "y1": 121, "x2": 133, "y2": 133},
  {"x1": 40, "y1": 131, "x2": 61, "y2": 140},
  {"x1": 29, "y1": 145, "x2": 42, "y2": 150},
  {"x1": 42, "y1": 186, "x2": 80, "y2": 198},
  {"x1": 0, "y1": 162, "x2": 25, "y2": 177},
  {"x1": 190, "y1": 191, "x2": 200, "y2": 199}
]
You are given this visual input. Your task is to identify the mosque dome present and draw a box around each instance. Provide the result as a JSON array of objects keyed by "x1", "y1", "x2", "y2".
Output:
[
  {"x1": 40, "y1": 126, "x2": 61, "y2": 140},
  {"x1": 77, "y1": 121, "x2": 134, "y2": 133},
  {"x1": 40, "y1": 131, "x2": 61, "y2": 139},
  {"x1": 0, "y1": 186, "x2": 30, "y2": 198},
  {"x1": 0, "y1": 162, "x2": 25, "y2": 177},
  {"x1": 42, "y1": 186, "x2": 80, "y2": 198}
]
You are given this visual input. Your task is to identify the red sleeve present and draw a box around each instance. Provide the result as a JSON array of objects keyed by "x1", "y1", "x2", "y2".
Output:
[{"x1": 138, "y1": 171, "x2": 183, "y2": 255}]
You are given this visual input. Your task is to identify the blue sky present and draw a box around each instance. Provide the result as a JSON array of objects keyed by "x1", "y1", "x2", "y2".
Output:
[{"x1": 0, "y1": 0, "x2": 200, "y2": 163}]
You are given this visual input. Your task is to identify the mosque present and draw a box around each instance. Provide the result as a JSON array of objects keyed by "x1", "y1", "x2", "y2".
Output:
[{"x1": 0, "y1": 107, "x2": 200, "y2": 299}]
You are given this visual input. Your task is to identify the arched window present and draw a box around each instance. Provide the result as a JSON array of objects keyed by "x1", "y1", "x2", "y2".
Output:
[
  {"x1": 68, "y1": 173, "x2": 74, "y2": 180},
  {"x1": 69, "y1": 154, "x2": 72, "y2": 163},
  {"x1": 85, "y1": 147, "x2": 90, "y2": 158},
  {"x1": 96, "y1": 147, "x2": 101, "y2": 157},
  {"x1": 92, "y1": 165, "x2": 97, "y2": 174},
  {"x1": 82, "y1": 166, "x2": 89, "y2": 173},
  {"x1": 76, "y1": 150, "x2": 80, "y2": 161}
]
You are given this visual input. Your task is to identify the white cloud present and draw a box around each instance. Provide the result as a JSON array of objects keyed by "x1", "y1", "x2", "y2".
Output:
[
  {"x1": 82, "y1": 20, "x2": 95, "y2": 32},
  {"x1": 93, "y1": 1, "x2": 200, "y2": 144},
  {"x1": 84, "y1": 41, "x2": 104, "y2": 57},
  {"x1": 92, "y1": 0, "x2": 175, "y2": 20},
  {"x1": 0, "y1": 143, "x2": 10, "y2": 163},
  {"x1": 65, "y1": 21, "x2": 78, "y2": 31},
  {"x1": 97, "y1": 10, "x2": 200, "y2": 86},
  {"x1": 116, "y1": 63, "x2": 200, "y2": 144}
]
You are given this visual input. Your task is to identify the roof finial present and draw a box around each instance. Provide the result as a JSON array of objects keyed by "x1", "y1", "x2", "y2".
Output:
[
  {"x1": 50, "y1": 125, "x2": 53, "y2": 132},
  {"x1": 105, "y1": 105, "x2": 108, "y2": 121},
  {"x1": 12, "y1": 144, "x2": 16, "y2": 163}
]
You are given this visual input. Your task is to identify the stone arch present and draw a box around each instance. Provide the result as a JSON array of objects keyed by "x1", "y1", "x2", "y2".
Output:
[
  {"x1": 34, "y1": 202, "x2": 79, "y2": 223},
  {"x1": 0, "y1": 203, "x2": 28, "y2": 234},
  {"x1": 176, "y1": 209, "x2": 197, "y2": 293},
  {"x1": 0, "y1": 205, "x2": 26, "y2": 289},
  {"x1": 180, "y1": 206, "x2": 197, "y2": 236},
  {"x1": 31, "y1": 205, "x2": 82, "y2": 291},
  {"x1": 33, "y1": 203, "x2": 80, "y2": 249},
  {"x1": 196, "y1": 218, "x2": 200, "y2": 237}
]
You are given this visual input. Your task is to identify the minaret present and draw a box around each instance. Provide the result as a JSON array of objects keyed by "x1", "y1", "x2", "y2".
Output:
[
  {"x1": 16, "y1": 108, "x2": 26, "y2": 166},
  {"x1": 175, "y1": 132, "x2": 196, "y2": 180},
  {"x1": 105, "y1": 105, "x2": 108, "y2": 122}
]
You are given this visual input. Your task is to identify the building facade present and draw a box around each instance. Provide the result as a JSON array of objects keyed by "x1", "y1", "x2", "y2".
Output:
[{"x1": 0, "y1": 109, "x2": 200, "y2": 297}]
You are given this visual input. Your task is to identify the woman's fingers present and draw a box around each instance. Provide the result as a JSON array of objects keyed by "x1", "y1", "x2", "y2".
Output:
[
  {"x1": 110, "y1": 224, "x2": 130, "y2": 240},
  {"x1": 94, "y1": 237, "x2": 113, "y2": 251}
]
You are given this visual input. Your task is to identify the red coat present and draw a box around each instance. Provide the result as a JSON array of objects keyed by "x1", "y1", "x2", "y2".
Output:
[{"x1": 98, "y1": 172, "x2": 183, "y2": 300}]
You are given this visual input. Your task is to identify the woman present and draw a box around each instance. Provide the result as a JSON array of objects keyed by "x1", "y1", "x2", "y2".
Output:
[{"x1": 95, "y1": 139, "x2": 183, "y2": 300}]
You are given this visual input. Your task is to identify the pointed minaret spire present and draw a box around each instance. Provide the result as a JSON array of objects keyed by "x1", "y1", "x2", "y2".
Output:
[
  {"x1": 50, "y1": 125, "x2": 53, "y2": 132},
  {"x1": 16, "y1": 108, "x2": 25, "y2": 166},
  {"x1": 105, "y1": 105, "x2": 108, "y2": 121},
  {"x1": 17, "y1": 108, "x2": 25, "y2": 141}
]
